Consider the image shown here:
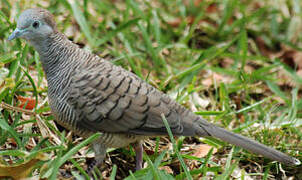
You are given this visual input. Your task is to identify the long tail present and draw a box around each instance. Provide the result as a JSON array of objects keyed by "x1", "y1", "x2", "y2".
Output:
[{"x1": 193, "y1": 118, "x2": 301, "y2": 166}]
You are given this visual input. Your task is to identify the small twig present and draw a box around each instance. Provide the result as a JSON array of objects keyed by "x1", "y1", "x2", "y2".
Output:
[
  {"x1": 1, "y1": 101, "x2": 63, "y2": 146},
  {"x1": 36, "y1": 115, "x2": 63, "y2": 146},
  {"x1": 0, "y1": 101, "x2": 36, "y2": 115}
]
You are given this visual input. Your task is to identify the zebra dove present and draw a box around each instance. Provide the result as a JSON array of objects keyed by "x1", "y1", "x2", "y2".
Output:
[{"x1": 8, "y1": 8, "x2": 300, "y2": 172}]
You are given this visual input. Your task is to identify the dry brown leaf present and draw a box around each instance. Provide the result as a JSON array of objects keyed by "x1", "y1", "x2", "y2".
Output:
[
  {"x1": 182, "y1": 144, "x2": 218, "y2": 170},
  {"x1": 0, "y1": 152, "x2": 48, "y2": 180},
  {"x1": 192, "y1": 144, "x2": 217, "y2": 158}
]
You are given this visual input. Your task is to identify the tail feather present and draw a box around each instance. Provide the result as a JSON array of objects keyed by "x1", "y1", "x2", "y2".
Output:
[{"x1": 195, "y1": 118, "x2": 300, "y2": 166}]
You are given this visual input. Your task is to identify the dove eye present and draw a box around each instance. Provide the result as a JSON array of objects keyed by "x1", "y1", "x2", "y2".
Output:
[{"x1": 32, "y1": 21, "x2": 40, "y2": 28}]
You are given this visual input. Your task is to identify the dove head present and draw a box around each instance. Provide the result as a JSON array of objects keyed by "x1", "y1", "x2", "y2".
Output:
[{"x1": 8, "y1": 8, "x2": 57, "y2": 42}]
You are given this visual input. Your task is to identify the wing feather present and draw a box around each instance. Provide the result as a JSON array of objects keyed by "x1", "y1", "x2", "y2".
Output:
[{"x1": 68, "y1": 62, "x2": 184, "y2": 135}]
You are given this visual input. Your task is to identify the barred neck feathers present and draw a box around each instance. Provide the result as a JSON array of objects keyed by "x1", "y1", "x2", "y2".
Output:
[
  {"x1": 38, "y1": 32, "x2": 76, "y2": 72},
  {"x1": 37, "y1": 31, "x2": 103, "y2": 99},
  {"x1": 38, "y1": 32, "x2": 99, "y2": 75},
  {"x1": 37, "y1": 32, "x2": 83, "y2": 96}
]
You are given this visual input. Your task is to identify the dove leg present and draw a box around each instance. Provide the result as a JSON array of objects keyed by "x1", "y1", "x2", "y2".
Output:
[
  {"x1": 133, "y1": 141, "x2": 143, "y2": 171},
  {"x1": 88, "y1": 142, "x2": 107, "y2": 173}
]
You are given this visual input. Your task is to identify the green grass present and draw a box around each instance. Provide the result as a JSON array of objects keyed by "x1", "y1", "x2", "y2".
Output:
[{"x1": 0, "y1": 0, "x2": 302, "y2": 179}]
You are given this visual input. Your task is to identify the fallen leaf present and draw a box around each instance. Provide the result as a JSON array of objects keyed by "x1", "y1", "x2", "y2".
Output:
[
  {"x1": 192, "y1": 144, "x2": 217, "y2": 158},
  {"x1": 0, "y1": 152, "x2": 48, "y2": 180},
  {"x1": 182, "y1": 144, "x2": 218, "y2": 170},
  {"x1": 17, "y1": 96, "x2": 37, "y2": 110}
]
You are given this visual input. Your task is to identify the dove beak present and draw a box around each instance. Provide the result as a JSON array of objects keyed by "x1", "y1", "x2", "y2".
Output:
[{"x1": 8, "y1": 28, "x2": 24, "y2": 41}]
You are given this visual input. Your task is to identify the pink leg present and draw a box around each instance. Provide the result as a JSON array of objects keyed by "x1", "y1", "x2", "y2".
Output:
[{"x1": 133, "y1": 141, "x2": 143, "y2": 171}]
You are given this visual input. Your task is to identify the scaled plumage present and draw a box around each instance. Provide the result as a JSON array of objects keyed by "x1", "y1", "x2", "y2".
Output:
[{"x1": 8, "y1": 8, "x2": 300, "y2": 173}]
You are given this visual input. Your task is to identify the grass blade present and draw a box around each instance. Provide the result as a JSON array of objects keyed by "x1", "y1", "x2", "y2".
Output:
[
  {"x1": 161, "y1": 114, "x2": 193, "y2": 180},
  {"x1": 66, "y1": 0, "x2": 95, "y2": 46}
]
